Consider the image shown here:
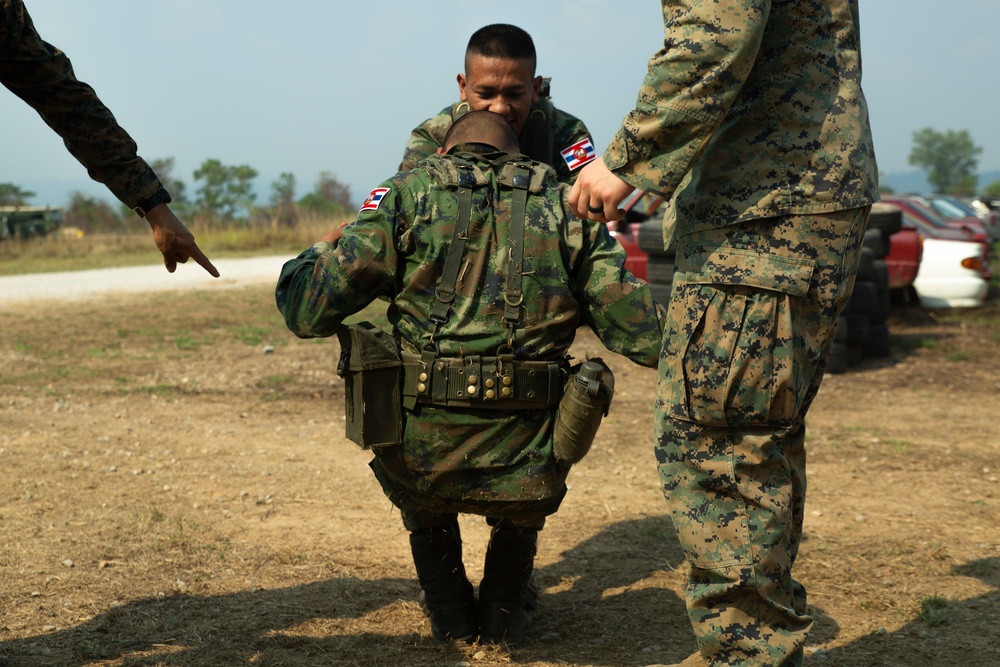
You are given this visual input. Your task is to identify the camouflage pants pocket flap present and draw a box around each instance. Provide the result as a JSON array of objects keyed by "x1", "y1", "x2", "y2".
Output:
[
  {"x1": 675, "y1": 245, "x2": 815, "y2": 297},
  {"x1": 663, "y1": 248, "x2": 816, "y2": 427}
]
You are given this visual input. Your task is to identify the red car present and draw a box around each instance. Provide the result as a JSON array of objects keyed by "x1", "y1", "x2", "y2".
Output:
[
  {"x1": 607, "y1": 217, "x2": 647, "y2": 281},
  {"x1": 605, "y1": 190, "x2": 669, "y2": 282},
  {"x1": 881, "y1": 195, "x2": 991, "y2": 245},
  {"x1": 879, "y1": 196, "x2": 992, "y2": 280},
  {"x1": 868, "y1": 203, "x2": 923, "y2": 290}
]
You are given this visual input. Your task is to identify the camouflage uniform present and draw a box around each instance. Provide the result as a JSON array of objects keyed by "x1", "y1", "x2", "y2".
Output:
[
  {"x1": 601, "y1": 2, "x2": 878, "y2": 665},
  {"x1": 400, "y1": 101, "x2": 593, "y2": 184},
  {"x1": 0, "y1": 0, "x2": 162, "y2": 208},
  {"x1": 277, "y1": 147, "x2": 663, "y2": 529}
]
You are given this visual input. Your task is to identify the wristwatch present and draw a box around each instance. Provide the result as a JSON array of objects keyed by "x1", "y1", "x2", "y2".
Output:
[{"x1": 133, "y1": 187, "x2": 172, "y2": 218}]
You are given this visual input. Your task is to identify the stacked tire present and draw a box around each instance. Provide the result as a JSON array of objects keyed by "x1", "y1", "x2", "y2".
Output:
[
  {"x1": 638, "y1": 220, "x2": 675, "y2": 306},
  {"x1": 637, "y1": 211, "x2": 898, "y2": 375},
  {"x1": 827, "y1": 207, "x2": 900, "y2": 373}
]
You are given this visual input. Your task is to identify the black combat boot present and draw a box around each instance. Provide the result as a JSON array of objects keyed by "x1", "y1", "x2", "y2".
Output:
[
  {"x1": 408, "y1": 524, "x2": 477, "y2": 642},
  {"x1": 478, "y1": 525, "x2": 538, "y2": 647}
]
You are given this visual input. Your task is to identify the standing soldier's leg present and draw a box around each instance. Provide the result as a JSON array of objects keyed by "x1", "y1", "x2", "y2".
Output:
[{"x1": 653, "y1": 208, "x2": 869, "y2": 666}]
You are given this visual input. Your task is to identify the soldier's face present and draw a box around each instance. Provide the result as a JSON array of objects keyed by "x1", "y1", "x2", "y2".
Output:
[{"x1": 458, "y1": 55, "x2": 541, "y2": 136}]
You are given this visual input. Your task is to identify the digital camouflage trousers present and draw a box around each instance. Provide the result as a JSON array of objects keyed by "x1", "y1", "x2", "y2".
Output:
[{"x1": 654, "y1": 206, "x2": 870, "y2": 666}]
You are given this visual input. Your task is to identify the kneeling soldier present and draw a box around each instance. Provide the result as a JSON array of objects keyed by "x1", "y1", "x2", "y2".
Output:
[{"x1": 276, "y1": 111, "x2": 663, "y2": 647}]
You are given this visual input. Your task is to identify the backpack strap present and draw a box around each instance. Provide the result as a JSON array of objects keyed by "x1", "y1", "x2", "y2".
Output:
[
  {"x1": 502, "y1": 163, "x2": 533, "y2": 332},
  {"x1": 428, "y1": 163, "x2": 477, "y2": 329},
  {"x1": 519, "y1": 98, "x2": 555, "y2": 166}
]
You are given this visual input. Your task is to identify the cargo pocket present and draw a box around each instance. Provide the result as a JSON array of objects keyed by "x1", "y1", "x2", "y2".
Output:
[{"x1": 662, "y1": 246, "x2": 815, "y2": 427}]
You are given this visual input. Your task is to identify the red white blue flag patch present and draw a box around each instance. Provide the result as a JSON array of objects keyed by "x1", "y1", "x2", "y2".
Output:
[
  {"x1": 560, "y1": 137, "x2": 597, "y2": 171},
  {"x1": 360, "y1": 187, "x2": 390, "y2": 212}
]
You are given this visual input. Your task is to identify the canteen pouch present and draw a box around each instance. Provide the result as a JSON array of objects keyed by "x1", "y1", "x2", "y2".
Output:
[
  {"x1": 335, "y1": 322, "x2": 403, "y2": 449},
  {"x1": 552, "y1": 358, "x2": 615, "y2": 465}
]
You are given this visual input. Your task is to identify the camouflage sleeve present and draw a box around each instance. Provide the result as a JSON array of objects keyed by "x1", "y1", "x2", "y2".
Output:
[
  {"x1": 276, "y1": 181, "x2": 404, "y2": 338},
  {"x1": 563, "y1": 194, "x2": 665, "y2": 367},
  {"x1": 398, "y1": 107, "x2": 453, "y2": 172},
  {"x1": 0, "y1": 0, "x2": 161, "y2": 207},
  {"x1": 602, "y1": 0, "x2": 768, "y2": 199}
]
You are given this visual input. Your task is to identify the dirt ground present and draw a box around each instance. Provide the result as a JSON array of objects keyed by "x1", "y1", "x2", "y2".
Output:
[{"x1": 0, "y1": 284, "x2": 997, "y2": 667}]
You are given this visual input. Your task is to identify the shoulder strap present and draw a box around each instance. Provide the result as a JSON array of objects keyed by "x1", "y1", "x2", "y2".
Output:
[
  {"x1": 428, "y1": 163, "x2": 477, "y2": 328},
  {"x1": 502, "y1": 163, "x2": 533, "y2": 331},
  {"x1": 520, "y1": 98, "x2": 555, "y2": 166},
  {"x1": 426, "y1": 157, "x2": 534, "y2": 347}
]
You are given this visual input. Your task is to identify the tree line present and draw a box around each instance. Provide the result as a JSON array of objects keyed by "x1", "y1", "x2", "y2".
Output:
[
  {"x1": 4, "y1": 129, "x2": 998, "y2": 234},
  {"x1": 0, "y1": 158, "x2": 355, "y2": 235},
  {"x1": 905, "y1": 127, "x2": 1000, "y2": 197}
]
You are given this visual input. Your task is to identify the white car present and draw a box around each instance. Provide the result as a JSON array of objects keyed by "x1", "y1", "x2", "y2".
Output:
[{"x1": 912, "y1": 237, "x2": 990, "y2": 308}]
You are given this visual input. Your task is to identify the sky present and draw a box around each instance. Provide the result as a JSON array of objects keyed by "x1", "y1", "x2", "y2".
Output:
[{"x1": 3, "y1": 0, "x2": 1000, "y2": 209}]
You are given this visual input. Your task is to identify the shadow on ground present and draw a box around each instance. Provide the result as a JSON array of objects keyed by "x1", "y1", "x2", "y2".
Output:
[
  {"x1": 0, "y1": 516, "x2": 688, "y2": 667},
  {"x1": 4, "y1": 527, "x2": 994, "y2": 667},
  {"x1": 813, "y1": 557, "x2": 1000, "y2": 667}
]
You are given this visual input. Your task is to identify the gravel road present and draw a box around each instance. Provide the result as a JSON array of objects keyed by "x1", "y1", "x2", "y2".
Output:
[{"x1": 0, "y1": 255, "x2": 290, "y2": 303}]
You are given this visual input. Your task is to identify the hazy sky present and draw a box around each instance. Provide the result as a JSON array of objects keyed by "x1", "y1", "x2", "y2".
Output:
[{"x1": 3, "y1": 1, "x2": 999, "y2": 208}]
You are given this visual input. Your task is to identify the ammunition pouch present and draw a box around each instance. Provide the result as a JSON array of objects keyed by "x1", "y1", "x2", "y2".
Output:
[
  {"x1": 552, "y1": 358, "x2": 615, "y2": 466},
  {"x1": 336, "y1": 322, "x2": 403, "y2": 449},
  {"x1": 401, "y1": 352, "x2": 565, "y2": 410}
]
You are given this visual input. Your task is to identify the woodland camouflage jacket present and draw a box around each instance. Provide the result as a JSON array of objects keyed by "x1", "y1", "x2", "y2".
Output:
[{"x1": 276, "y1": 149, "x2": 663, "y2": 505}]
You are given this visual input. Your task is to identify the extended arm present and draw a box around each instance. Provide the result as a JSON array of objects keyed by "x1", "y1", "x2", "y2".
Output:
[{"x1": 1, "y1": 0, "x2": 218, "y2": 276}]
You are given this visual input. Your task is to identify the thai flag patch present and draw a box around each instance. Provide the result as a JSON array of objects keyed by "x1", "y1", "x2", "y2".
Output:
[
  {"x1": 360, "y1": 187, "x2": 390, "y2": 212},
  {"x1": 560, "y1": 137, "x2": 597, "y2": 171}
]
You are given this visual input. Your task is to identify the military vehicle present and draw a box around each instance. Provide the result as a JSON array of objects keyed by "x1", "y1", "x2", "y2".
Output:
[{"x1": 0, "y1": 206, "x2": 63, "y2": 240}]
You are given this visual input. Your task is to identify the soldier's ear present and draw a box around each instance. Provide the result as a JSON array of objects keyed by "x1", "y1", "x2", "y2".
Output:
[
  {"x1": 531, "y1": 76, "x2": 542, "y2": 103},
  {"x1": 437, "y1": 147, "x2": 447, "y2": 155},
  {"x1": 457, "y1": 73, "x2": 468, "y2": 101}
]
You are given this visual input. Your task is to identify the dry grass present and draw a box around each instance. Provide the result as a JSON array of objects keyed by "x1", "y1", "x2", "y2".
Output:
[
  {"x1": 0, "y1": 286, "x2": 998, "y2": 667},
  {"x1": 0, "y1": 212, "x2": 350, "y2": 276}
]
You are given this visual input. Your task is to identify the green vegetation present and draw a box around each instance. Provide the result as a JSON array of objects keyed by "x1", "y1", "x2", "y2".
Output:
[
  {"x1": 0, "y1": 212, "x2": 350, "y2": 276},
  {"x1": 1, "y1": 155, "x2": 356, "y2": 261},
  {"x1": 883, "y1": 438, "x2": 911, "y2": 455},
  {"x1": 963, "y1": 558, "x2": 997, "y2": 577},
  {"x1": 908, "y1": 127, "x2": 982, "y2": 195},
  {"x1": 917, "y1": 595, "x2": 952, "y2": 627}
]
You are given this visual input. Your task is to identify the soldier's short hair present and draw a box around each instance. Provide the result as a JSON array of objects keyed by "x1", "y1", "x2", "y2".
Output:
[
  {"x1": 444, "y1": 110, "x2": 520, "y2": 155},
  {"x1": 466, "y1": 24, "x2": 536, "y2": 72}
]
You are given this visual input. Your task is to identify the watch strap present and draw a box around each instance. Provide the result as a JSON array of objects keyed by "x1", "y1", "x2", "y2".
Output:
[{"x1": 134, "y1": 188, "x2": 172, "y2": 218}]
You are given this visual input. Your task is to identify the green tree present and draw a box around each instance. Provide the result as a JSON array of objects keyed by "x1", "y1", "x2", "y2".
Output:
[
  {"x1": 193, "y1": 158, "x2": 258, "y2": 221},
  {"x1": 908, "y1": 128, "x2": 982, "y2": 194},
  {"x1": 150, "y1": 157, "x2": 188, "y2": 204},
  {"x1": 982, "y1": 180, "x2": 1000, "y2": 198},
  {"x1": 0, "y1": 182, "x2": 36, "y2": 206},
  {"x1": 268, "y1": 172, "x2": 298, "y2": 228},
  {"x1": 953, "y1": 174, "x2": 978, "y2": 197},
  {"x1": 270, "y1": 172, "x2": 296, "y2": 207},
  {"x1": 297, "y1": 171, "x2": 352, "y2": 216},
  {"x1": 64, "y1": 191, "x2": 124, "y2": 234}
]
